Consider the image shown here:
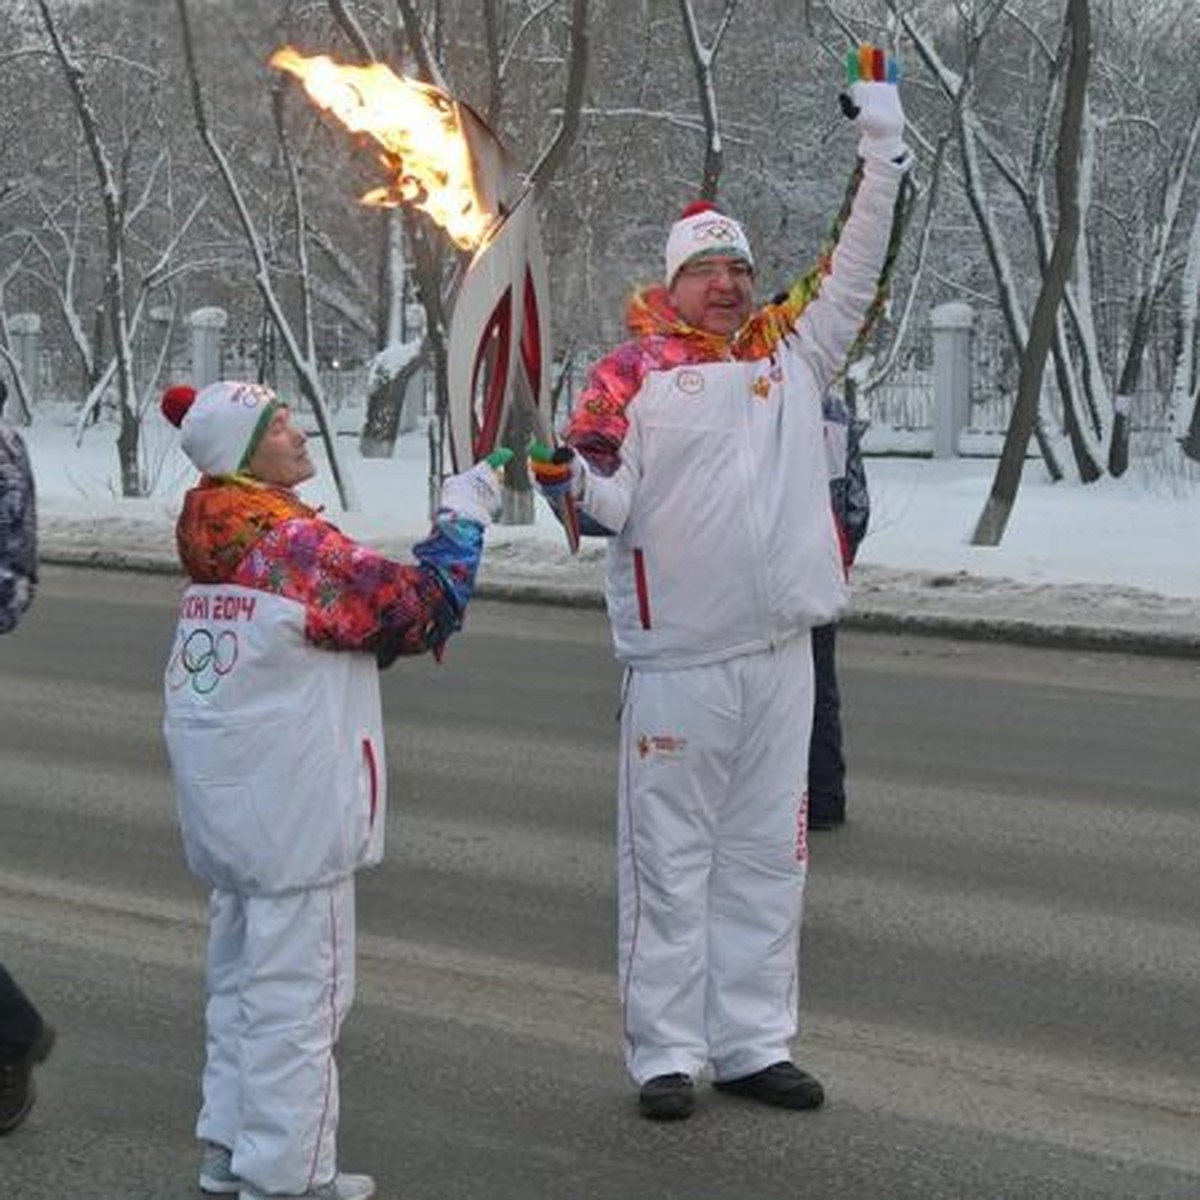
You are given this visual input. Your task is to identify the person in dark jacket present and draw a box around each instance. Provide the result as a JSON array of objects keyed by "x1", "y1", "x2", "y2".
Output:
[
  {"x1": 0, "y1": 966, "x2": 55, "y2": 1136},
  {"x1": 809, "y1": 382, "x2": 870, "y2": 830},
  {"x1": 0, "y1": 379, "x2": 37, "y2": 635},
  {"x1": 0, "y1": 379, "x2": 57, "y2": 1136}
]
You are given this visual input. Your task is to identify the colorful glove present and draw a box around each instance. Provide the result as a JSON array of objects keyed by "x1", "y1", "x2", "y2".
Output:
[
  {"x1": 529, "y1": 440, "x2": 583, "y2": 553},
  {"x1": 528, "y1": 440, "x2": 586, "y2": 502},
  {"x1": 439, "y1": 448, "x2": 511, "y2": 527},
  {"x1": 840, "y1": 43, "x2": 908, "y2": 165}
]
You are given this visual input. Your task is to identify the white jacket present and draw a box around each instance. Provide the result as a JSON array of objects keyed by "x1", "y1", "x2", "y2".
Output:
[
  {"x1": 163, "y1": 584, "x2": 385, "y2": 895},
  {"x1": 577, "y1": 157, "x2": 908, "y2": 670}
]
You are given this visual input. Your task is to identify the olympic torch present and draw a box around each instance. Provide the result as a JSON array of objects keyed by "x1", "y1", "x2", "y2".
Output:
[{"x1": 268, "y1": 48, "x2": 576, "y2": 549}]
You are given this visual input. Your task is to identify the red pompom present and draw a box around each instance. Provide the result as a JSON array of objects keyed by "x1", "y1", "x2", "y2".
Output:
[
  {"x1": 679, "y1": 200, "x2": 719, "y2": 219},
  {"x1": 161, "y1": 384, "x2": 197, "y2": 428}
]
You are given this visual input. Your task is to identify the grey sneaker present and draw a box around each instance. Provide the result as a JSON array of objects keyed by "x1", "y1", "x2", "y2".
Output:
[
  {"x1": 237, "y1": 1173, "x2": 375, "y2": 1199},
  {"x1": 199, "y1": 1142, "x2": 242, "y2": 1194}
]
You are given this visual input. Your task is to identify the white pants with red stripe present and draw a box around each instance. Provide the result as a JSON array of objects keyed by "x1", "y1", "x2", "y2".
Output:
[
  {"x1": 617, "y1": 634, "x2": 813, "y2": 1085},
  {"x1": 196, "y1": 877, "x2": 355, "y2": 1194}
]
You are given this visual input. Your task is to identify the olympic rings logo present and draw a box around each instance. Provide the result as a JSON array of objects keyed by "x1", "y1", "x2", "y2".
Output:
[
  {"x1": 167, "y1": 628, "x2": 239, "y2": 694},
  {"x1": 230, "y1": 383, "x2": 273, "y2": 409},
  {"x1": 690, "y1": 219, "x2": 741, "y2": 243}
]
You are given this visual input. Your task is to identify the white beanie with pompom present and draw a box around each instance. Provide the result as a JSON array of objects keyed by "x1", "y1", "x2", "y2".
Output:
[
  {"x1": 161, "y1": 381, "x2": 281, "y2": 477},
  {"x1": 664, "y1": 201, "x2": 754, "y2": 286}
]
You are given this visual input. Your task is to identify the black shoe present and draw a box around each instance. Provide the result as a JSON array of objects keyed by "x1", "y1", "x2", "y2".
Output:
[
  {"x1": 714, "y1": 1061, "x2": 825, "y2": 1110},
  {"x1": 0, "y1": 1022, "x2": 56, "y2": 1135},
  {"x1": 638, "y1": 1073, "x2": 695, "y2": 1121}
]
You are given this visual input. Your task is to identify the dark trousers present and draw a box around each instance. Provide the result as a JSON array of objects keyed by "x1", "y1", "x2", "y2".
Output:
[
  {"x1": 0, "y1": 963, "x2": 43, "y2": 1056},
  {"x1": 808, "y1": 623, "x2": 846, "y2": 819}
]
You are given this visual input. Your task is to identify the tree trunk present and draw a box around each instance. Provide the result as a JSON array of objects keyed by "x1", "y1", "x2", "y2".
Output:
[
  {"x1": 117, "y1": 396, "x2": 141, "y2": 497},
  {"x1": 973, "y1": 0, "x2": 1090, "y2": 547},
  {"x1": 361, "y1": 356, "x2": 425, "y2": 458},
  {"x1": 1052, "y1": 319, "x2": 1102, "y2": 482},
  {"x1": 678, "y1": 0, "x2": 740, "y2": 200},
  {"x1": 1181, "y1": 386, "x2": 1200, "y2": 462},
  {"x1": 1106, "y1": 292, "x2": 1154, "y2": 477}
]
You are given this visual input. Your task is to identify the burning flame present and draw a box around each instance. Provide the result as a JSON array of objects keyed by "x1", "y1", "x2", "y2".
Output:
[{"x1": 269, "y1": 46, "x2": 494, "y2": 250}]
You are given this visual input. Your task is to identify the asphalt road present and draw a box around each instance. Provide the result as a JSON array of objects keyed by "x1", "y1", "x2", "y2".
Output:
[{"x1": 1, "y1": 565, "x2": 1198, "y2": 1199}]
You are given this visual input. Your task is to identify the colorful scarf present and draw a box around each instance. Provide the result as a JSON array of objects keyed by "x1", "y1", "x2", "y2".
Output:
[{"x1": 175, "y1": 474, "x2": 318, "y2": 584}]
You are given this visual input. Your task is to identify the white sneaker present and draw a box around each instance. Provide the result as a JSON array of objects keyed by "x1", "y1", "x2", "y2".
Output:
[
  {"x1": 237, "y1": 1172, "x2": 376, "y2": 1199},
  {"x1": 199, "y1": 1143, "x2": 242, "y2": 1194}
]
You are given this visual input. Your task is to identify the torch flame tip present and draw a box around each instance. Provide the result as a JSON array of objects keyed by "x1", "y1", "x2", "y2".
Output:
[{"x1": 267, "y1": 45, "x2": 495, "y2": 250}]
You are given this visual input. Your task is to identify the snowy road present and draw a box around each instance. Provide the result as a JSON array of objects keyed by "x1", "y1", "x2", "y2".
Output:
[{"x1": 1, "y1": 569, "x2": 1198, "y2": 1198}]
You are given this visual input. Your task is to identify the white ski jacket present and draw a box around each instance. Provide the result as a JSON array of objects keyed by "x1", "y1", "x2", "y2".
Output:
[
  {"x1": 163, "y1": 584, "x2": 385, "y2": 895},
  {"x1": 569, "y1": 156, "x2": 910, "y2": 670}
]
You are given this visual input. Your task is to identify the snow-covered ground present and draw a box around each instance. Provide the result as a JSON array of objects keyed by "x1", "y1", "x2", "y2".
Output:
[{"x1": 20, "y1": 401, "x2": 1200, "y2": 651}]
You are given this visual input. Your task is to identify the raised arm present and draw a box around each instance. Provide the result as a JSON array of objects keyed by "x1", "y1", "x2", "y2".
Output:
[{"x1": 755, "y1": 45, "x2": 913, "y2": 390}]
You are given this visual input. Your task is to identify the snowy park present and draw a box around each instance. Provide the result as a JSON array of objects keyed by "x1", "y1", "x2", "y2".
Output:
[{"x1": 19, "y1": 395, "x2": 1200, "y2": 654}]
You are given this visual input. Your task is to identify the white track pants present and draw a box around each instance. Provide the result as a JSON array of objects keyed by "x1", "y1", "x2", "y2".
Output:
[
  {"x1": 196, "y1": 877, "x2": 355, "y2": 1195},
  {"x1": 617, "y1": 635, "x2": 813, "y2": 1085}
]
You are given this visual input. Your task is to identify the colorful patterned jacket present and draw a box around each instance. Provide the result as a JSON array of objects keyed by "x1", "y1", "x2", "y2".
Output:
[
  {"x1": 0, "y1": 419, "x2": 37, "y2": 635},
  {"x1": 174, "y1": 475, "x2": 484, "y2": 667}
]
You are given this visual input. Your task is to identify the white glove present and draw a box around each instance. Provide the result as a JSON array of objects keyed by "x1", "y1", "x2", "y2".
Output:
[
  {"x1": 439, "y1": 458, "x2": 505, "y2": 527},
  {"x1": 840, "y1": 44, "x2": 908, "y2": 164}
]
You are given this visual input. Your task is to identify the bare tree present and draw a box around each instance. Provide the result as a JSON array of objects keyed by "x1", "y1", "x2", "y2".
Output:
[
  {"x1": 1106, "y1": 103, "x2": 1200, "y2": 475},
  {"x1": 526, "y1": 0, "x2": 590, "y2": 197},
  {"x1": 175, "y1": 0, "x2": 357, "y2": 508},
  {"x1": 677, "y1": 0, "x2": 741, "y2": 201},
  {"x1": 892, "y1": 0, "x2": 1199, "y2": 490},
  {"x1": 8, "y1": 0, "x2": 1196, "y2": 505},
  {"x1": 972, "y1": 0, "x2": 1090, "y2": 546},
  {"x1": 1172, "y1": 194, "x2": 1200, "y2": 461},
  {"x1": 897, "y1": 2, "x2": 1066, "y2": 480},
  {"x1": 34, "y1": 0, "x2": 200, "y2": 496},
  {"x1": 0, "y1": 223, "x2": 37, "y2": 425}
]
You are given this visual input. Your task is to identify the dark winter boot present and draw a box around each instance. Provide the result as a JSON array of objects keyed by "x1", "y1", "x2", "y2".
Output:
[{"x1": 0, "y1": 1022, "x2": 56, "y2": 1134}]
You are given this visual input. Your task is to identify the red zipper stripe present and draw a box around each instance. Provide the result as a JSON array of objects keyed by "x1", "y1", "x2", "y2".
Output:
[
  {"x1": 633, "y1": 549, "x2": 651, "y2": 629},
  {"x1": 362, "y1": 737, "x2": 379, "y2": 826}
]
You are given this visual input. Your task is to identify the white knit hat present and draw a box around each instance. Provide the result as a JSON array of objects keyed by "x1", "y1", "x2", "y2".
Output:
[
  {"x1": 161, "y1": 381, "x2": 281, "y2": 477},
  {"x1": 664, "y1": 201, "x2": 754, "y2": 286}
]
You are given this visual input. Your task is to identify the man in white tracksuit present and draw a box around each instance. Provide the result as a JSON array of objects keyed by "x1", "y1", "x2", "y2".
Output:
[
  {"x1": 161, "y1": 380, "x2": 506, "y2": 1197},
  {"x1": 532, "y1": 46, "x2": 912, "y2": 1119}
]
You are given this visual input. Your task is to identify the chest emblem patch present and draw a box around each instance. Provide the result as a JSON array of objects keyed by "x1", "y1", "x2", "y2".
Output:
[
  {"x1": 637, "y1": 733, "x2": 688, "y2": 760},
  {"x1": 751, "y1": 365, "x2": 782, "y2": 401}
]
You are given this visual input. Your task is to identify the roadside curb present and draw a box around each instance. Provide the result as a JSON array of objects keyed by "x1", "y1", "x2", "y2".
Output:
[
  {"x1": 40, "y1": 534, "x2": 1200, "y2": 661},
  {"x1": 842, "y1": 608, "x2": 1200, "y2": 659}
]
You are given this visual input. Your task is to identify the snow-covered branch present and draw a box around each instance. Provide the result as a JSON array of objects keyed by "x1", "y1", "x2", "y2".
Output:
[
  {"x1": 676, "y1": 0, "x2": 741, "y2": 199},
  {"x1": 176, "y1": 0, "x2": 357, "y2": 509}
]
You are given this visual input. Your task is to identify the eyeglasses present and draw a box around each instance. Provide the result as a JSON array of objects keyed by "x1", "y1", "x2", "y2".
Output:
[{"x1": 677, "y1": 259, "x2": 753, "y2": 283}]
